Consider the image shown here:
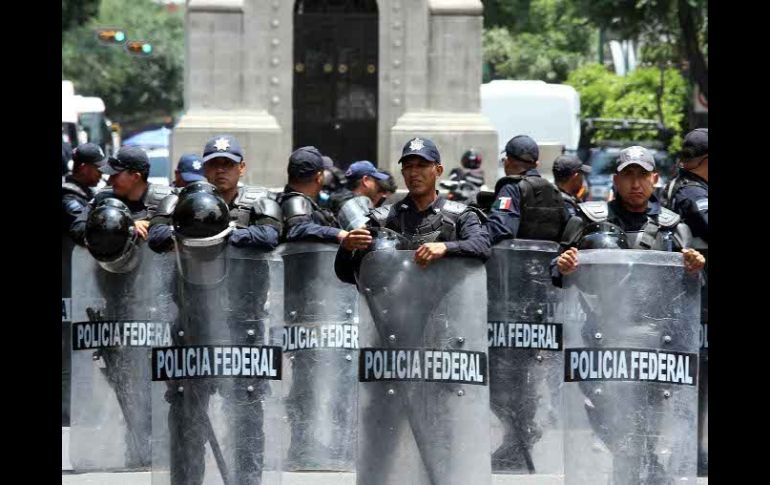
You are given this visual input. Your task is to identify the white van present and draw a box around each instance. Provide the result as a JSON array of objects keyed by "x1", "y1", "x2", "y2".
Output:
[
  {"x1": 481, "y1": 80, "x2": 581, "y2": 182},
  {"x1": 75, "y1": 95, "x2": 120, "y2": 156},
  {"x1": 62, "y1": 81, "x2": 78, "y2": 147}
]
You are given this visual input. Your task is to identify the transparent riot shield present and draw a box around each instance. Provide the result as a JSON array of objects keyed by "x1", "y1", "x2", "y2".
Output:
[
  {"x1": 487, "y1": 240, "x2": 564, "y2": 476},
  {"x1": 150, "y1": 244, "x2": 284, "y2": 485},
  {"x1": 279, "y1": 242, "x2": 359, "y2": 473},
  {"x1": 698, "y1": 247, "x2": 708, "y2": 477},
  {"x1": 70, "y1": 243, "x2": 174, "y2": 472},
  {"x1": 357, "y1": 250, "x2": 491, "y2": 485},
  {"x1": 562, "y1": 249, "x2": 700, "y2": 485},
  {"x1": 63, "y1": 234, "x2": 74, "y2": 428}
]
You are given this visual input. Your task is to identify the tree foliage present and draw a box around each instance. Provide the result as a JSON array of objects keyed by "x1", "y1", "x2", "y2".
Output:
[
  {"x1": 62, "y1": 0, "x2": 184, "y2": 131},
  {"x1": 566, "y1": 64, "x2": 688, "y2": 150}
]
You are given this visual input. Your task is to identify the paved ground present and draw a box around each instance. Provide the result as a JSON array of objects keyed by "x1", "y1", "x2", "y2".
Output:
[
  {"x1": 61, "y1": 470, "x2": 709, "y2": 484},
  {"x1": 62, "y1": 428, "x2": 708, "y2": 484}
]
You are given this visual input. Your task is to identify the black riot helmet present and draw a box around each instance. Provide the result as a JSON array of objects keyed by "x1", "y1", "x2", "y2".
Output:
[
  {"x1": 172, "y1": 181, "x2": 230, "y2": 238},
  {"x1": 577, "y1": 222, "x2": 629, "y2": 250},
  {"x1": 85, "y1": 198, "x2": 136, "y2": 262},
  {"x1": 461, "y1": 148, "x2": 482, "y2": 169}
]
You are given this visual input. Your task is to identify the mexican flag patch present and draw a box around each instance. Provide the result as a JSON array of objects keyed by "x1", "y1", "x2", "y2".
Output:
[{"x1": 493, "y1": 197, "x2": 512, "y2": 210}]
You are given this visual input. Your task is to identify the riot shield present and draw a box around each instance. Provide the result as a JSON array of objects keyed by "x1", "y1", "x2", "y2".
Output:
[
  {"x1": 62, "y1": 234, "x2": 74, "y2": 428},
  {"x1": 698, "y1": 247, "x2": 708, "y2": 477},
  {"x1": 562, "y1": 249, "x2": 700, "y2": 485},
  {"x1": 70, "y1": 243, "x2": 174, "y2": 472},
  {"x1": 357, "y1": 250, "x2": 491, "y2": 485},
  {"x1": 337, "y1": 196, "x2": 372, "y2": 231},
  {"x1": 486, "y1": 240, "x2": 564, "y2": 476},
  {"x1": 279, "y1": 242, "x2": 359, "y2": 472},
  {"x1": 150, "y1": 243, "x2": 284, "y2": 485}
]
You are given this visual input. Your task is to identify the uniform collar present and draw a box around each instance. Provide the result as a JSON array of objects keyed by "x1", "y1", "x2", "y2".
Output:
[
  {"x1": 611, "y1": 194, "x2": 661, "y2": 217},
  {"x1": 680, "y1": 168, "x2": 708, "y2": 186},
  {"x1": 64, "y1": 175, "x2": 94, "y2": 196},
  {"x1": 523, "y1": 168, "x2": 541, "y2": 177},
  {"x1": 397, "y1": 191, "x2": 443, "y2": 214}
]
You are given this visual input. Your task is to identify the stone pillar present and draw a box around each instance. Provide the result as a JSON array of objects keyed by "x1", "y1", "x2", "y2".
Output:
[
  {"x1": 387, "y1": 0, "x2": 497, "y2": 186},
  {"x1": 171, "y1": 0, "x2": 290, "y2": 188}
]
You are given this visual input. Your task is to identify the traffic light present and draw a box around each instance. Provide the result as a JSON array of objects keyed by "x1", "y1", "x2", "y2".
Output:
[
  {"x1": 126, "y1": 41, "x2": 153, "y2": 57},
  {"x1": 96, "y1": 28, "x2": 126, "y2": 45}
]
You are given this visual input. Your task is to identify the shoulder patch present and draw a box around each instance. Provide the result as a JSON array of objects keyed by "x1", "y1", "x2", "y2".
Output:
[
  {"x1": 441, "y1": 199, "x2": 467, "y2": 215},
  {"x1": 657, "y1": 207, "x2": 681, "y2": 228},
  {"x1": 578, "y1": 201, "x2": 609, "y2": 223}
]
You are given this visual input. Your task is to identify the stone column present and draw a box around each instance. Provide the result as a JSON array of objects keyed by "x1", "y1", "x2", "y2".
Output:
[
  {"x1": 171, "y1": 0, "x2": 289, "y2": 188},
  {"x1": 387, "y1": 0, "x2": 498, "y2": 185}
]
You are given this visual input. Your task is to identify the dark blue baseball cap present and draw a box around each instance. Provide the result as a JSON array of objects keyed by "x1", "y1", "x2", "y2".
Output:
[
  {"x1": 505, "y1": 135, "x2": 539, "y2": 163},
  {"x1": 288, "y1": 146, "x2": 325, "y2": 179},
  {"x1": 681, "y1": 128, "x2": 708, "y2": 160},
  {"x1": 72, "y1": 143, "x2": 108, "y2": 166},
  {"x1": 398, "y1": 137, "x2": 441, "y2": 164},
  {"x1": 100, "y1": 146, "x2": 150, "y2": 176},
  {"x1": 202, "y1": 135, "x2": 243, "y2": 163},
  {"x1": 176, "y1": 153, "x2": 206, "y2": 183},
  {"x1": 345, "y1": 160, "x2": 389, "y2": 181}
]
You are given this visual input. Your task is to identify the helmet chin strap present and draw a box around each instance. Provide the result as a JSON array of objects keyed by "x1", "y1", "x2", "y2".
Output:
[{"x1": 177, "y1": 223, "x2": 234, "y2": 248}]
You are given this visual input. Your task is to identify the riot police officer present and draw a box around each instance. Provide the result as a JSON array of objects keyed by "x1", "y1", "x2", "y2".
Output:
[
  {"x1": 153, "y1": 182, "x2": 280, "y2": 485},
  {"x1": 487, "y1": 135, "x2": 567, "y2": 245},
  {"x1": 554, "y1": 145, "x2": 705, "y2": 284},
  {"x1": 319, "y1": 154, "x2": 348, "y2": 209},
  {"x1": 663, "y1": 128, "x2": 708, "y2": 244},
  {"x1": 553, "y1": 148, "x2": 705, "y2": 484},
  {"x1": 278, "y1": 146, "x2": 348, "y2": 243},
  {"x1": 661, "y1": 128, "x2": 708, "y2": 475},
  {"x1": 147, "y1": 134, "x2": 282, "y2": 252},
  {"x1": 333, "y1": 160, "x2": 392, "y2": 230},
  {"x1": 552, "y1": 154, "x2": 591, "y2": 217},
  {"x1": 376, "y1": 169, "x2": 398, "y2": 206},
  {"x1": 63, "y1": 143, "x2": 106, "y2": 233},
  {"x1": 69, "y1": 146, "x2": 173, "y2": 246},
  {"x1": 62, "y1": 142, "x2": 107, "y2": 427},
  {"x1": 172, "y1": 153, "x2": 206, "y2": 188},
  {"x1": 335, "y1": 136, "x2": 490, "y2": 284}
]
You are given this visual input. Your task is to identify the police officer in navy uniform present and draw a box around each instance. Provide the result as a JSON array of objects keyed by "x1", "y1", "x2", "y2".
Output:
[
  {"x1": 62, "y1": 143, "x2": 106, "y2": 233},
  {"x1": 147, "y1": 134, "x2": 282, "y2": 252},
  {"x1": 487, "y1": 135, "x2": 567, "y2": 245},
  {"x1": 277, "y1": 146, "x2": 348, "y2": 243},
  {"x1": 335, "y1": 137, "x2": 491, "y2": 284},
  {"x1": 332, "y1": 161, "x2": 392, "y2": 230},
  {"x1": 69, "y1": 146, "x2": 174, "y2": 246},
  {"x1": 62, "y1": 142, "x2": 107, "y2": 427},
  {"x1": 662, "y1": 128, "x2": 708, "y2": 245},
  {"x1": 319, "y1": 154, "x2": 348, "y2": 209},
  {"x1": 552, "y1": 154, "x2": 591, "y2": 218},
  {"x1": 661, "y1": 128, "x2": 708, "y2": 475},
  {"x1": 172, "y1": 153, "x2": 206, "y2": 188},
  {"x1": 554, "y1": 145, "x2": 705, "y2": 285}
]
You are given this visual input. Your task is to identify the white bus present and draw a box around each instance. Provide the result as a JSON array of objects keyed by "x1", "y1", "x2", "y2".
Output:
[{"x1": 481, "y1": 80, "x2": 581, "y2": 182}]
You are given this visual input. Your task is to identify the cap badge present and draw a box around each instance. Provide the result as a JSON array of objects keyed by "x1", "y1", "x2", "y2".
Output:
[
  {"x1": 214, "y1": 137, "x2": 231, "y2": 151},
  {"x1": 409, "y1": 137, "x2": 424, "y2": 151},
  {"x1": 192, "y1": 160, "x2": 202, "y2": 170}
]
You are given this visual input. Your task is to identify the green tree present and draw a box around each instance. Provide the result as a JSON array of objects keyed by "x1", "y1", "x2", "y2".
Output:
[
  {"x1": 62, "y1": 0, "x2": 101, "y2": 34},
  {"x1": 566, "y1": 64, "x2": 688, "y2": 150},
  {"x1": 482, "y1": 0, "x2": 597, "y2": 83},
  {"x1": 573, "y1": 0, "x2": 707, "y2": 99},
  {"x1": 62, "y1": 0, "x2": 184, "y2": 131}
]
